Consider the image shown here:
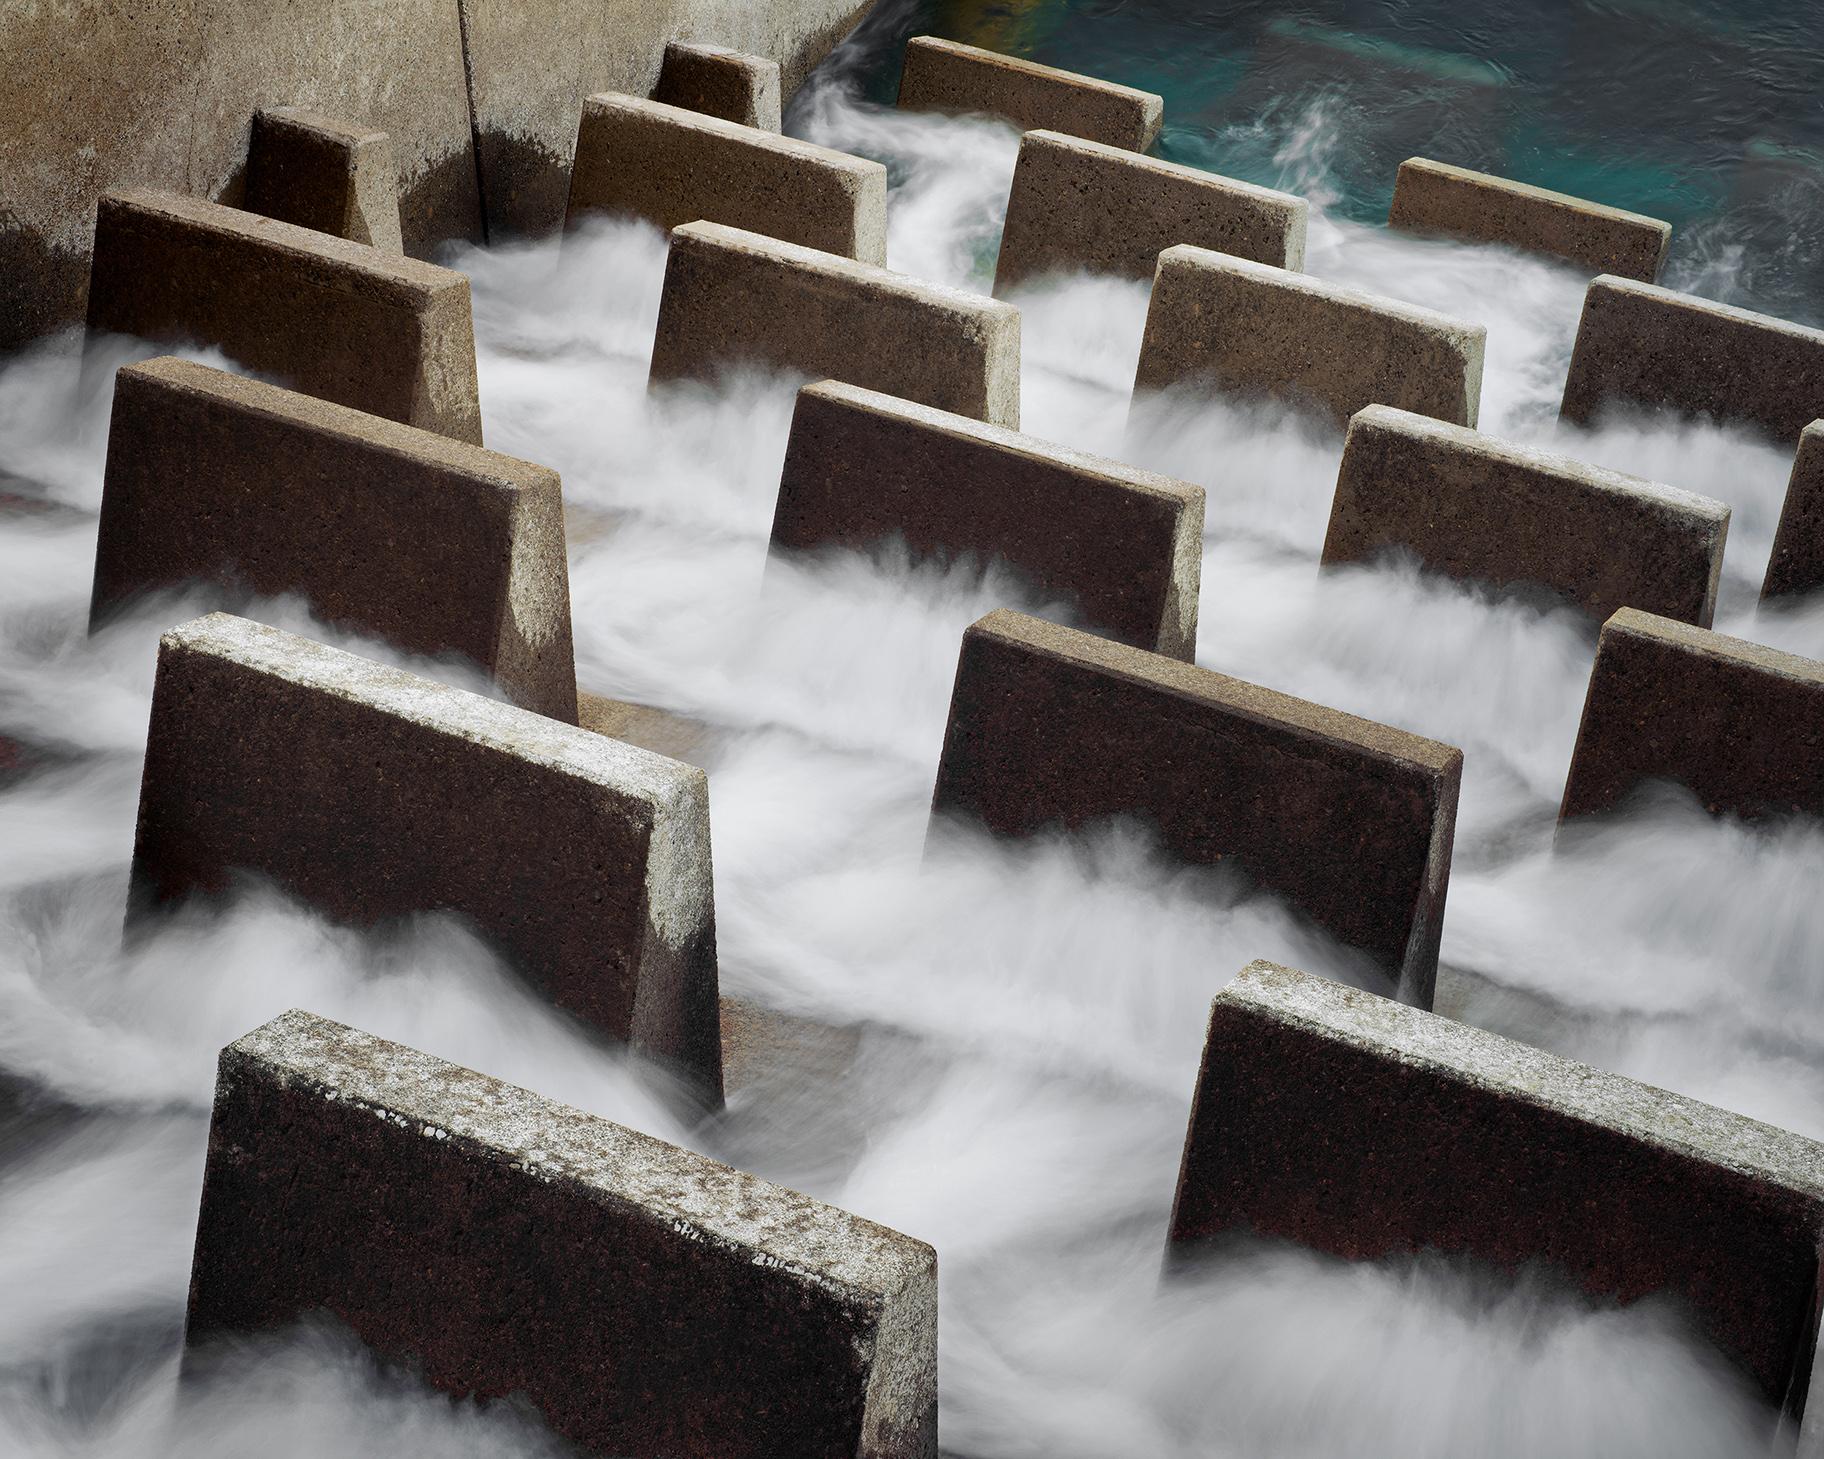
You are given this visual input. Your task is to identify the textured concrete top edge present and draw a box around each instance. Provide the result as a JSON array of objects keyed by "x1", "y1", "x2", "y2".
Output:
[
  {"x1": 228, "y1": 1009, "x2": 935, "y2": 1297},
  {"x1": 1588, "y1": 273, "x2": 1824, "y2": 344},
  {"x1": 258, "y1": 107, "x2": 391, "y2": 147},
  {"x1": 1603, "y1": 607, "x2": 1824, "y2": 685},
  {"x1": 582, "y1": 92, "x2": 884, "y2": 180},
  {"x1": 664, "y1": 38, "x2": 773, "y2": 63},
  {"x1": 908, "y1": 35, "x2": 1163, "y2": 107},
  {"x1": 1398, "y1": 157, "x2": 1671, "y2": 233},
  {"x1": 1024, "y1": 129, "x2": 1305, "y2": 211},
  {"x1": 1221, "y1": 961, "x2": 1824, "y2": 1204},
  {"x1": 971, "y1": 609, "x2": 1461, "y2": 776}
]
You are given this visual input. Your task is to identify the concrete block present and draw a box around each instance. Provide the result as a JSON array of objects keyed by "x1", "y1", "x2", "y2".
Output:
[
  {"x1": 896, "y1": 36, "x2": 1162, "y2": 152},
  {"x1": 565, "y1": 93, "x2": 886, "y2": 264},
  {"x1": 1559, "y1": 608, "x2": 1824, "y2": 825},
  {"x1": 1133, "y1": 246, "x2": 1486, "y2": 429},
  {"x1": 1388, "y1": 157, "x2": 1670, "y2": 282},
  {"x1": 187, "y1": 1008, "x2": 937, "y2": 1459},
  {"x1": 1763, "y1": 423, "x2": 1824, "y2": 601},
  {"x1": 245, "y1": 107, "x2": 404, "y2": 253},
  {"x1": 1324, "y1": 404, "x2": 1729, "y2": 627},
  {"x1": 650, "y1": 221, "x2": 1022, "y2": 428},
  {"x1": 772, "y1": 381, "x2": 1204, "y2": 658},
  {"x1": 1560, "y1": 275, "x2": 1824, "y2": 445},
  {"x1": 1169, "y1": 959, "x2": 1824, "y2": 1419},
  {"x1": 653, "y1": 41, "x2": 782, "y2": 131},
  {"x1": 91, "y1": 358, "x2": 576, "y2": 722},
  {"x1": 993, "y1": 130, "x2": 1306, "y2": 295},
  {"x1": 930, "y1": 611, "x2": 1462, "y2": 1003},
  {"x1": 85, "y1": 189, "x2": 482, "y2": 444},
  {"x1": 131, "y1": 614, "x2": 719, "y2": 1095}
]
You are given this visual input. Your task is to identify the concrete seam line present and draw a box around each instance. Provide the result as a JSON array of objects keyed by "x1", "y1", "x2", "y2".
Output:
[{"x1": 454, "y1": 0, "x2": 491, "y2": 245}]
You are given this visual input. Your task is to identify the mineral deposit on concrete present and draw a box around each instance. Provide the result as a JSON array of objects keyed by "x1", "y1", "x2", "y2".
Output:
[
  {"x1": 246, "y1": 107, "x2": 404, "y2": 252},
  {"x1": 1763, "y1": 423, "x2": 1824, "y2": 601},
  {"x1": 653, "y1": 41, "x2": 783, "y2": 131}
]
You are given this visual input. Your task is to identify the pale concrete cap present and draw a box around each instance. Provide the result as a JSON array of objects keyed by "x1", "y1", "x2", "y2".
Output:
[
  {"x1": 247, "y1": 106, "x2": 405, "y2": 253},
  {"x1": 653, "y1": 40, "x2": 783, "y2": 131}
]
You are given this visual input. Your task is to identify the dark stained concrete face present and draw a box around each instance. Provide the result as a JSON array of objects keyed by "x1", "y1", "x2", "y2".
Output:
[
  {"x1": 1763, "y1": 423, "x2": 1824, "y2": 601},
  {"x1": 246, "y1": 108, "x2": 405, "y2": 252},
  {"x1": 654, "y1": 41, "x2": 783, "y2": 131}
]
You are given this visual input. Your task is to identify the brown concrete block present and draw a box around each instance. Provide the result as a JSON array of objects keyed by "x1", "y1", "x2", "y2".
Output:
[
  {"x1": 773, "y1": 381, "x2": 1203, "y2": 658},
  {"x1": 1559, "y1": 608, "x2": 1824, "y2": 825},
  {"x1": 91, "y1": 358, "x2": 576, "y2": 722},
  {"x1": 85, "y1": 189, "x2": 482, "y2": 443},
  {"x1": 930, "y1": 611, "x2": 1462, "y2": 1003},
  {"x1": 565, "y1": 93, "x2": 886, "y2": 264},
  {"x1": 653, "y1": 41, "x2": 782, "y2": 131},
  {"x1": 187, "y1": 1008, "x2": 937, "y2": 1458},
  {"x1": 1560, "y1": 275, "x2": 1824, "y2": 445},
  {"x1": 993, "y1": 129, "x2": 1306, "y2": 295},
  {"x1": 1169, "y1": 960, "x2": 1824, "y2": 1420},
  {"x1": 132, "y1": 614, "x2": 720, "y2": 1095},
  {"x1": 1134, "y1": 245, "x2": 1486, "y2": 429},
  {"x1": 1324, "y1": 404, "x2": 1729, "y2": 627},
  {"x1": 896, "y1": 36, "x2": 1161, "y2": 152},
  {"x1": 245, "y1": 107, "x2": 404, "y2": 252},
  {"x1": 1388, "y1": 157, "x2": 1670, "y2": 282},
  {"x1": 650, "y1": 221, "x2": 1022, "y2": 428},
  {"x1": 1763, "y1": 423, "x2": 1824, "y2": 600}
]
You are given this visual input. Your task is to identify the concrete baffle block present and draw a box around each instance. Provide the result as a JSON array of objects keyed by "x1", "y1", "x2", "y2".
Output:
[
  {"x1": 1560, "y1": 275, "x2": 1824, "y2": 445},
  {"x1": 131, "y1": 614, "x2": 720, "y2": 1095},
  {"x1": 1324, "y1": 404, "x2": 1730, "y2": 627},
  {"x1": 1762, "y1": 423, "x2": 1824, "y2": 601},
  {"x1": 1134, "y1": 246, "x2": 1486, "y2": 429},
  {"x1": 896, "y1": 35, "x2": 1162, "y2": 152},
  {"x1": 91, "y1": 358, "x2": 577, "y2": 722},
  {"x1": 187, "y1": 1009, "x2": 938, "y2": 1458},
  {"x1": 245, "y1": 107, "x2": 405, "y2": 253},
  {"x1": 650, "y1": 221, "x2": 1022, "y2": 428},
  {"x1": 994, "y1": 130, "x2": 1306, "y2": 295},
  {"x1": 1388, "y1": 158, "x2": 1670, "y2": 282},
  {"x1": 773, "y1": 380, "x2": 1204, "y2": 658},
  {"x1": 1559, "y1": 608, "x2": 1824, "y2": 825},
  {"x1": 1169, "y1": 960, "x2": 1824, "y2": 1421},
  {"x1": 930, "y1": 611, "x2": 1462, "y2": 1003},
  {"x1": 653, "y1": 41, "x2": 783, "y2": 131},
  {"x1": 86, "y1": 189, "x2": 482, "y2": 443},
  {"x1": 566, "y1": 93, "x2": 886, "y2": 263}
]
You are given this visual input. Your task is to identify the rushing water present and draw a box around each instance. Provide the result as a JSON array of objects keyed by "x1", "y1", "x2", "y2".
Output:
[{"x1": 4, "y1": 4, "x2": 1824, "y2": 1455}]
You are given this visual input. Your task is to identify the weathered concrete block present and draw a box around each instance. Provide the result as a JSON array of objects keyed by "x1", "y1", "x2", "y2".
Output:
[
  {"x1": 1133, "y1": 246, "x2": 1486, "y2": 429},
  {"x1": 1388, "y1": 157, "x2": 1670, "y2": 282},
  {"x1": 653, "y1": 41, "x2": 782, "y2": 131},
  {"x1": 773, "y1": 380, "x2": 1204, "y2": 658},
  {"x1": 132, "y1": 614, "x2": 719, "y2": 1094},
  {"x1": 896, "y1": 36, "x2": 1162, "y2": 152},
  {"x1": 650, "y1": 221, "x2": 1022, "y2": 428},
  {"x1": 1559, "y1": 608, "x2": 1824, "y2": 825},
  {"x1": 91, "y1": 358, "x2": 577, "y2": 722},
  {"x1": 993, "y1": 129, "x2": 1306, "y2": 295},
  {"x1": 1764, "y1": 422, "x2": 1824, "y2": 601},
  {"x1": 1324, "y1": 404, "x2": 1729, "y2": 627},
  {"x1": 565, "y1": 93, "x2": 885, "y2": 264},
  {"x1": 1169, "y1": 960, "x2": 1824, "y2": 1419},
  {"x1": 245, "y1": 107, "x2": 404, "y2": 253},
  {"x1": 1560, "y1": 275, "x2": 1824, "y2": 444},
  {"x1": 86, "y1": 189, "x2": 482, "y2": 443},
  {"x1": 930, "y1": 611, "x2": 1462, "y2": 1003},
  {"x1": 188, "y1": 1009, "x2": 937, "y2": 1458}
]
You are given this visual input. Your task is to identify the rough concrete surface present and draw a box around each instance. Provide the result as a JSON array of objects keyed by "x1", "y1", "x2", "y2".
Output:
[
  {"x1": 246, "y1": 107, "x2": 405, "y2": 252},
  {"x1": 654, "y1": 41, "x2": 783, "y2": 130},
  {"x1": 1324, "y1": 404, "x2": 1729, "y2": 627},
  {"x1": 994, "y1": 130, "x2": 1306, "y2": 295},
  {"x1": 650, "y1": 221, "x2": 1022, "y2": 427},
  {"x1": 187, "y1": 1008, "x2": 938, "y2": 1458},
  {"x1": 131, "y1": 614, "x2": 721, "y2": 1095},
  {"x1": 773, "y1": 380, "x2": 1203, "y2": 658},
  {"x1": 1764, "y1": 423, "x2": 1824, "y2": 600},
  {"x1": 929, "y1": 610, "x2": 1462, "y2": 1003}
]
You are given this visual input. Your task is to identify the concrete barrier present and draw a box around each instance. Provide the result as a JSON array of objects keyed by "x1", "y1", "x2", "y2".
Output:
[
  {"x1": 653, "y1": 41, "x2": 782, "y2": 131},
  {"x1": 1388, "y1": 158, "x2": 1670, "y2": 282},
  {"x1": 993, "y1": 130, "x2": 1306, "y2": 294},
  {"x1": 1764, "y1": 423, "x2": 1824, "y2": 600},
  {"x1": 1169, "y1": 960, "x2": 1824, "y2": 1422},
  {"x1": 91, "y1": 358, "x2": 577, "y2": 722},
  {"x1": 773, "y1": 380, "x2": 1204, "y2": 658},
  {"x1": 86, "y1": 189, "x2": 483, "y2": 444},
  {"x1": 131, "y1": 614, "x2": 720, "y2": 1095},
  {"x1": 650, "y1": 221, "x2": 1022, "y2": 428},
  {"x1": 565, "y1": 93, "x2": 886, "y2": 263},
  {"x1": 1559, "y1": 608, "x2": 1824, "y2": 825},
  {"x1": 246, "y1": 107, "x2": 404, "y2": 252},
  {"x1": 930, "y1": 611, "x2": 1462, "y2": 1003},
  {"x1": 1133, "y1": 246, "x2": 1486, "y2": 429},
  {"x1": 1560, "y1": 275, "x2": 1824, "y2": 444},
  {"x1": 1324, "y1": 404, "x2": 1729, "y2": 627},
  {"x1": 896, "y1": 35, "x2": 1162, "y2": 152},
  {"x1": 187, "y1": 1008, "x2": 938, "y2": 1459}
]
